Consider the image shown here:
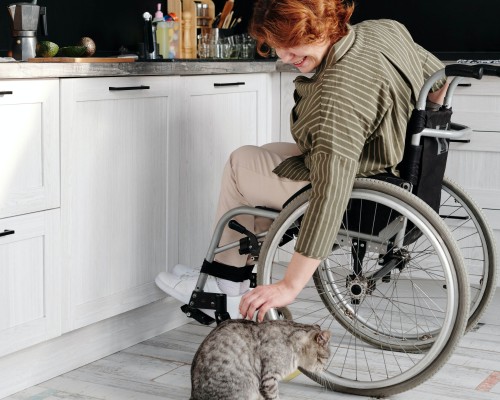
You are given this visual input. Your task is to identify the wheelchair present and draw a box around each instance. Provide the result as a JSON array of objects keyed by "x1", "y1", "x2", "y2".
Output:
[{"x1": 180, "y1": 64, "x2": 498, "y2": 397}]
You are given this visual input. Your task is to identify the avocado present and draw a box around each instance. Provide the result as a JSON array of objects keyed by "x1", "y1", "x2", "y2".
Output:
[
  {"x1": 57, "y1": 46, "x2": 87, "y2": 57},
  {"x1": 79, "y1": 37, "x2": 96, "y2": 56},
  {"x1": 36, "y1": 41, "x2": 59, "y2": 57}
]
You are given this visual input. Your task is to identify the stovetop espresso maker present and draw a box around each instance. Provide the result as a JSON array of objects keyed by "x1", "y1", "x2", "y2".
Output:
[{"x1": 7, "y1": 1, "x2": 48, "y2": 61}]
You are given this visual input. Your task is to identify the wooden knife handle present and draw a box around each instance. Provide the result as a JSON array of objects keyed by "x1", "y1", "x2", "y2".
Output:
[{"x1": 218, "y1": 0, "x2": 234, "y2": 29}]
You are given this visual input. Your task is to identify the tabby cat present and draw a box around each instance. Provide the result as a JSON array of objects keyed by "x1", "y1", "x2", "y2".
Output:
[{"x1": 190, "y1": 319, "x2": 331, "y2": 400}]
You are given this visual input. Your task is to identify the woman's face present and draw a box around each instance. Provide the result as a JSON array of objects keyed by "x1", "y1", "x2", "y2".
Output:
[{"x1": 275, "y1": 40, "x2": 332, "y2": 73}]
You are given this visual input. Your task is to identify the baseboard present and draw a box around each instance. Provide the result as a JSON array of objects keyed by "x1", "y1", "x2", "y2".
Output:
[{"x1": 0, "y1": 297, "x2": 188, "y2": 399}]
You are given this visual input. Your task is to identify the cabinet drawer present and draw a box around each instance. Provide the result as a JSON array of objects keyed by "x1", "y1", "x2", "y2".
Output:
[
  {"x1": 181, "y1": 73, "x2": 267, "y2": 93},
  {"x1": 0, "y1": 209, "x2": 61, "y2": 357},
  {"x1": 61, "y1": 76, "x2": 173, "y2": 101},
  {"x1": 0, "y1": 79, "x2": 60, "y2": 219},
  {"x1": 451, "y1": 76, "x2": 500, "y2": 132},
  {"x1": 446, "y1": 131, "x2": 500, "y2": 210}
]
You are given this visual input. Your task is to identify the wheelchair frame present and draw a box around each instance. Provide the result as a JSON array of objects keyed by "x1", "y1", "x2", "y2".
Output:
[{"x1": 180, "y1": 64, "x2": 498, "y2": 397}]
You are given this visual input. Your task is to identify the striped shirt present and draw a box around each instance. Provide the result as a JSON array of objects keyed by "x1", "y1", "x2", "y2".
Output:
[{"x1": 273, "y1": 19, "x2": 445, "y2": 259}]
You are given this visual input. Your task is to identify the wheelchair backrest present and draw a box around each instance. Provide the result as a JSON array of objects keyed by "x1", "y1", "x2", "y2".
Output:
[{"x1": 397, "y1": 108, "x2": 453, "y2": 213}]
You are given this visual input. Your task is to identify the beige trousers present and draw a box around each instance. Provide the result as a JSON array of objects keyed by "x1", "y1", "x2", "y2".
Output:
[{"x1": 213, "y1": 143, "x2": 309, "y2": 267}]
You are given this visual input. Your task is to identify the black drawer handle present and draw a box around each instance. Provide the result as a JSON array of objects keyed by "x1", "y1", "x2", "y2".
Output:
[
  {"x1": 0, "y1": 91, "x2": 13, "y2": 96},
  {"x1": 449, "y1": 139, "x2": 471, "y2": 143},
  {"x1": 214, "y1": 82, "x2": 246, "y2": 87},
  {"x1": 109, "y1": 85, "x2": 151, "y2": 91},
  {"x1": 457, "y1": 83, "x2": 472, "y2": 87},
  {"x1": 0, "y1": 229, "x2": 15, "y2": 237}
]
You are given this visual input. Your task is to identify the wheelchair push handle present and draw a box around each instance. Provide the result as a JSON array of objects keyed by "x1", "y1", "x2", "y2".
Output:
[
  {"x1": 445, "y1": 64, "x2": 484, "y2": 80},
  {"x1": 442, "y1": 64, "x2": 500, "y2": 110},
  {"x1": 480, "y1": 64, "x2": 500, "y2": 77},
  {"x1": 417, "y1": 64, "x2": 487, "y2": 110}
]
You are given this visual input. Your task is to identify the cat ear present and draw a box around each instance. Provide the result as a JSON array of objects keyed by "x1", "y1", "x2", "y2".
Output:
[{"x1": 316, "y1": 330, "x2": 331, "y2": 346}]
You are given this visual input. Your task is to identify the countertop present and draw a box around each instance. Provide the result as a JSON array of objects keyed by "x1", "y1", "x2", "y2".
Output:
[{"x1": 0, "y1": 59, "x2": 299, "y2": 79}]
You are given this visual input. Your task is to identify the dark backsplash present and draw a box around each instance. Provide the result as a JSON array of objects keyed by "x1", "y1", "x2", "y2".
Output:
[{"x1": 0, "y1": 0, "x2": 253, "y2": 57}]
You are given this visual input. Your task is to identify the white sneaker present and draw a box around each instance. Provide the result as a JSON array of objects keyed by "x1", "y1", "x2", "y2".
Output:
[
  {"x1": 171, "y1": 264, "x2": 200, "y2": 278},
  {"x1": 155, "y1": 268, "x2": 243, "y2": 319}
]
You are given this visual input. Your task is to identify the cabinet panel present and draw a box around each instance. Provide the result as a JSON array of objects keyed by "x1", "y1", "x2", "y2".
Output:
[
  {"x1": 177, "y1": 73, "x2": 271, "y2": 265},
  {"x1": 451, "y1": 76, "x2": 500, "y2": 131},
  {"x1": 446, "y1": 77, "x2": 500, "y2": 275},
  {"x1": 0, "y1": 209, "x2": 60, "y2": 357},
  {"x1": 447, "y1": 132, "x2": 500, "y2": 210},
  {"x1": 0, "y1": 79, "x2": 59, "y2": 219},
  {"x1": 61, "y1": 77, "x2": 177, "y2": 331}
]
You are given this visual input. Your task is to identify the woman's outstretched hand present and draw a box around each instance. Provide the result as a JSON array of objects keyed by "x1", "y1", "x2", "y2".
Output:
[
  {"x1": 239, "y1": 280, "x2": 299, "y2": 322},
  {"x1": 239, "y1": 251, "x2": 322, "y2": 322}
]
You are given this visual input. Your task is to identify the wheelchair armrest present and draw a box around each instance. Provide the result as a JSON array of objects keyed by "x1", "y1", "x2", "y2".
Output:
[
  {"x1": 448, "y1": 122, "x2": 472, "y2": 143},
  {"x1": 411, "y1": 123, "x2": 473, "y2": 146}
]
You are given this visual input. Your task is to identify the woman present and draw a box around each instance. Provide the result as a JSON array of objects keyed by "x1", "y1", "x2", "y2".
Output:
[{"x1": 156, "y1": 0, "x2": 448, "y2": 322}]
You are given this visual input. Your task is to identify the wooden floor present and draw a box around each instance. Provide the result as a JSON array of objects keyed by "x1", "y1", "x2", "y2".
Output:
[{"x1": 4, "y1": 292, "x2": 500, "y2": 400}]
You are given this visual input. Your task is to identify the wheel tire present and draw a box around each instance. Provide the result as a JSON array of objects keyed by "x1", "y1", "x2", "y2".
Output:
[{"x1": 257, "y1": 178, "x2": 469, "y2": 397}]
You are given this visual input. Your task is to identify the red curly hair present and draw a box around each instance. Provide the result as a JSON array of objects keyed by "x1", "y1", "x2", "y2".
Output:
[{"x1": 249, "y1": 0, "x2": 355, "y2": 56}]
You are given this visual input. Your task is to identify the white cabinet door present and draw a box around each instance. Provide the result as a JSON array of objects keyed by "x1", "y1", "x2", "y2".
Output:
[
  {"x1": 446, "y1": 77, "x2": 500, "y2": 265},
  {"x1": 60, "y1": 76, "x2": 178, "y2": 331},
  {"x1": 446, "y1": 133, "x2": 500, "y2": 210},
  {"x1": 0, "y1": 209, "x2": 60, "y2": 357},
  {"x1": 449, "y1": 76, "x2": 500, "y2": 131},
  {"x1": 0, "y1": 79, "x2": 59, "y2": 219},
  {"x1": 177, "y1": 73, "x2": 272, "y2": 265},
  {"x1": 447, "y1": 76, "x2": 500, "y2": 209}
]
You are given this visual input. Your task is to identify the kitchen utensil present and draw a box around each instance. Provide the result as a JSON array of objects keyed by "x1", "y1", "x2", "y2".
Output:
[
  {"x1": 217, "y1": 0, "x2": 234, "y2": 29},
  {"x1": 143, "y1": 11, "x2": 157, "y2": 59},
  {"x1": 7, "y1": 2, "x2": 48, "y2": 61},
  {"x1": 229, "y1": 17, "x2": 241, "y2": 29}
]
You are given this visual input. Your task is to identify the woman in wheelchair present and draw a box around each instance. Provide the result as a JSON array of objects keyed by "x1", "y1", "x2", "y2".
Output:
[{"x1": 156, "y1": 0, "x2": 449, "y2": 323}]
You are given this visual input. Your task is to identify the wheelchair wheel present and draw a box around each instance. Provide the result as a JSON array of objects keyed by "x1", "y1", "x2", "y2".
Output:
[
  {"x1": 441, "y1": 176, "x2": 497, "y2": 331},
  {"x1": 257, "y1": 178, "x2": 469, "y2": 397}
]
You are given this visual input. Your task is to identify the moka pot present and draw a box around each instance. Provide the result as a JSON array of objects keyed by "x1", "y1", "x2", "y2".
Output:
[{"x1": 8, "y1": 2, "x2": 48, "y2": 61}]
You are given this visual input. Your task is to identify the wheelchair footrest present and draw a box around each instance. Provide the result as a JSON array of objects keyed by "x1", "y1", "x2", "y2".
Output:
[
  {"x1": 181, "y1": 291, "x2": 232, "y2": 325},
  {"x1": 180, "y1": 304, "x2": 215, "y2": 325}
]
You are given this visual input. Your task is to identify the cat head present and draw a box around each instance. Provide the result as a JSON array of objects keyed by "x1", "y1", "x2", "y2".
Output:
[{"x1": 298, "y1": 326, "x2": 331, "y2": 372}]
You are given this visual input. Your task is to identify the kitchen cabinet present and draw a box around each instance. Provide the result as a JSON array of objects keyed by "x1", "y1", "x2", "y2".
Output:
[
  {"x1": 0, "y1": 79, "x2": 60, "y2": 219},
  {"x1": 176, "y1": 73, "x2": 273, "y2": 265},
  {"x1": 60, "y1": 76, "x2": 179, "y2": 331},
  {"x1": 0, "y1": 78, "x2": 61, "y2": 358},
  {"x1": 0, "y1": 209, "x2": 61, "y2": 357},
  {"x1": 445, "y1": 76, "x2": 500, "y2": 256}
]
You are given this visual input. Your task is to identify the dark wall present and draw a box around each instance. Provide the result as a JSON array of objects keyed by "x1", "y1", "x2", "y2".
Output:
[
  {"x1": 0, "y1": 0, "x2": 253, "y2": 56},
  {"x1": 351, "y1": 0, "x2": 500, "y2": 60}
]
